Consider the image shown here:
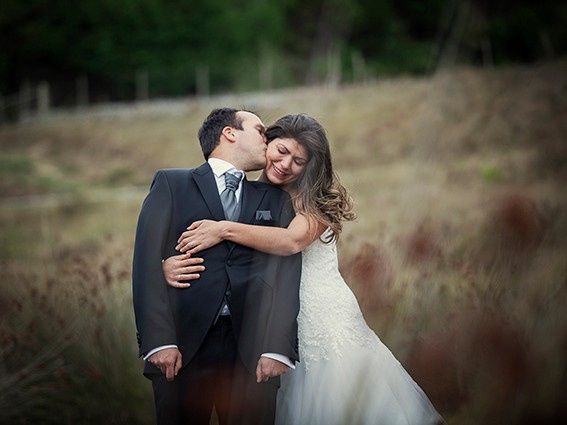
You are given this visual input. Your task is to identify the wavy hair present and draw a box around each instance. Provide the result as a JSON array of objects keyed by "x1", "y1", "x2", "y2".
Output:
[{"x1": 266, "y1": 114, "x2": 356, "y2": 242}]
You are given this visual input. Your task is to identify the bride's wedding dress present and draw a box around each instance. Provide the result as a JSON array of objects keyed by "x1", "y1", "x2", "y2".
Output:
[{"x1": 276, "y1": 230, "x2": 443, "y2": 425}]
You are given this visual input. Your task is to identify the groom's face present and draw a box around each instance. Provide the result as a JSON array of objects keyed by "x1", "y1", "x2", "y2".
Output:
[{"x1": 233, "y1": 111, "x2": 267, "y2": 171}]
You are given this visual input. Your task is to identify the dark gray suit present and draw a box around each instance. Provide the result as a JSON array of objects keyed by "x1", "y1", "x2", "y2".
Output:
[{"x1": 132, "y1": 163, "x2": 301, "y2": 424}]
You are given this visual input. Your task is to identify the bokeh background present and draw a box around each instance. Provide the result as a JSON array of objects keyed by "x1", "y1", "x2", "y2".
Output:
[{"x1": 1, "y1": 1, "x2": 566, "y2": 423}]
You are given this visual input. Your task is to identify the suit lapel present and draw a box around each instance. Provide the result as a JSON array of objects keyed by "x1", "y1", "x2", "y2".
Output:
[
  {"x1": 227, "y1": 178, "x2": 266, "y2": 257},
  {"x1": 193, "y1": 163, "x2": 226, "y2": 221},
  {"x1": 193, "y1": 164, "x2": 266, "y2": 257},
  {"x1": 238, "y1": 178, "x2": 266, "y2": 224}
]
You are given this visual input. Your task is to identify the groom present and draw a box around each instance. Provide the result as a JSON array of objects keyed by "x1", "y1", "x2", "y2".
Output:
[{"x1": 132, "y1": 108, "x2": 302, "y2": 425}]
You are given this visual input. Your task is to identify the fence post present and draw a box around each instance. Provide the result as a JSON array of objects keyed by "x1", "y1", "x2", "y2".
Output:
[
  {"x1": 259, "y1": 56, "x2": 274, "y2": 91},
  {"x1": 326, "y1": 48, "x2": 341, "y2": 89},
  {"x1": 196, "y1": 64, "x2": 209, "y2": 98},
  {"x1": 18, "y1": 80, "x2": 32, "y2": 121},
  {"x1": 37, "y1": 81, "x2": 50, "y2": 116},
  {"x1": 136, "y1": 70, "x2": 149, "y2": 101},
  {"x1": 481, "y1": 38, "x2": 493, "y2": 67},
  {"x1": 76, "y1": 75, "x2": 89, "y2": 109},
  {"x1": 0, "y1": 94, "x2": 5, "y2": 124},
  {"x1": 351, "y1": 51, "x2": 367, "y2": 83}
]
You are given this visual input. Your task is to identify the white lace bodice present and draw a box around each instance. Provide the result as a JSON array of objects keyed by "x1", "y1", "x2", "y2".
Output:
[{"x1": 298, "y1": 230, "x2": 376, "y2": 369}]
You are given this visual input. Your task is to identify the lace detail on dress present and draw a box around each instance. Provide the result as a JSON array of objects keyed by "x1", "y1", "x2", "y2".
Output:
[
  {"x1": 298, "y1": 229, "x2": 376, "y2": 370},
  {"x1": 277, "y1": 230, "x2": 444, "y2": 424}
]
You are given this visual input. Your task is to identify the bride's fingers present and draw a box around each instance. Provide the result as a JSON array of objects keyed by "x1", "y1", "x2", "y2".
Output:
[
  {"x1": 175, "y1": 238, "x2": 188, "y2": 249},
  {"x1": 178, "y1": 242, "x2": 192, "y2": 253},
  {"x1": 187, "y1": 220, "x2": 203, "y2": 231},
  {"x1": 176, "y1": 232, "x2": 200, "y2": 249},
  {"x1": 177, "y1": 230, "x2": 192, "y2": 243},
  {"x1": 176, "y1": 235, "x2": 199, "y2": 252},
  {"x1": 188, "y1": 244, "x2": 205, "y2": 255},
  {"x1": 176, "y1": 239, "x2": 191, "y2": 252},
  {"x1": 182, "y1": 237, "x2": 202, "y2": 253}
]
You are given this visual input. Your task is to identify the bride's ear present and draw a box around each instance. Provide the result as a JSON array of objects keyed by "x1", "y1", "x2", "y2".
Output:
[{"x1": 221, "y1": 126, "x2": 237, "y2": 143}]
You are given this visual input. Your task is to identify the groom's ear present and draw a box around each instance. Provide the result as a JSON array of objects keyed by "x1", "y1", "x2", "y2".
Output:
[{"x1": 221, "y1": 126, "x2": 237, "y2": 143}]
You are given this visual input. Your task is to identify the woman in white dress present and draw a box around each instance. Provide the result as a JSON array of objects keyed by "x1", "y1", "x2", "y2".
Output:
[{"x1": 163, "y1": 114, "x2": 443, "y2": 424}]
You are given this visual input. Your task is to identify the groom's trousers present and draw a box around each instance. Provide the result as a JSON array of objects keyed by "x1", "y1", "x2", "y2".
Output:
[{"x1": 150, "y1": 316, "x2": 278, "y2": 425}]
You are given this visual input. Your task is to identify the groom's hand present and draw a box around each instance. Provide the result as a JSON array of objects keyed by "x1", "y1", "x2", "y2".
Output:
[
  {"x1": 148, "y1": 348, "x2": 182, "y2": 381},
  {"x1": 255, "y1": 357, "x2": 290, "y2": 383},
  {"x1": 162, "y1": 253, "x2": 205, "y2": 289}
]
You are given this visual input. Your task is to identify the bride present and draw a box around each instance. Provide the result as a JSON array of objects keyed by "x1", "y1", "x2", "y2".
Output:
[{"x1": 163, "y1": 114, "x2": 443, "y2": 424}]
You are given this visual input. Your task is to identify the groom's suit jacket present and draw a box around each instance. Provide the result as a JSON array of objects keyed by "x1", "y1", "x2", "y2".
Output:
[{"x1": 132, "y1": 163, "x2": 302, "y2": 379}]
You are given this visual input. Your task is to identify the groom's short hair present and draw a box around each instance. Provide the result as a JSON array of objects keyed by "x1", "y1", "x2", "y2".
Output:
[{"x1": 198, "y1": 108, "x2": 245, "y2": 159}]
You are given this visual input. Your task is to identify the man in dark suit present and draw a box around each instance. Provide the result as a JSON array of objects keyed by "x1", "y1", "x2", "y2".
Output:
[{"x1": 132, "y1": 108, "x2": 301, "y2": 425}]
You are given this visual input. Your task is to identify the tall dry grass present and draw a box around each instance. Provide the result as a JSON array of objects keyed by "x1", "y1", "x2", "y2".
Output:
[
  {"x1": 339, "y1": 189, "x2": 567, "y2": 423},
  {"x1": 0, "y1": 61, "x2": 565, "y2": 423},
  {"x1": 0, "y1": 235, "x2": 152, "y2": 424}
]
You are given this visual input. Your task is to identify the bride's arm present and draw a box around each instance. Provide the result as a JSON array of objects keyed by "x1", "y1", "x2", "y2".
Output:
[{"x1": 176, "y1": 213, "x2": 327, "y2": 256}]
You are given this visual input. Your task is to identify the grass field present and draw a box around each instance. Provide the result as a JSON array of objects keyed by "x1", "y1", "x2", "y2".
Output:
[{"x1": 1, "y1": 61, "x2": 566, "y2": 424}]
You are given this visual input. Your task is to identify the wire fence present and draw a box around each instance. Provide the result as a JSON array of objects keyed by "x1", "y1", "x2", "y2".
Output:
[{"x1": 0, "y1": 48, "x2": 371, "y2": 125}]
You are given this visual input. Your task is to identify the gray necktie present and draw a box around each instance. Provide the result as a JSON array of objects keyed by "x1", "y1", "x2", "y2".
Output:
[{"x1": 220, "y1": 170, "x2": 243, "y2": 221}]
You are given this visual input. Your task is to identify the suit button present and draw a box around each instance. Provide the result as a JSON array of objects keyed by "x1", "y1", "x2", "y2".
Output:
[{"x1": 227, "y1": 260, "x2": 232, "y2": 266}]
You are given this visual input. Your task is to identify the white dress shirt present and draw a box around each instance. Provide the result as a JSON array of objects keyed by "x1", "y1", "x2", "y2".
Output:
[{"x1": 145, "y1": 158, "x2": 295, "y2": 369}]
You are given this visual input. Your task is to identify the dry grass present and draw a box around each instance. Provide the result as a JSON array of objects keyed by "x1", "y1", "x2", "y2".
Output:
[
  {"x1": 0, "y1": 61, "x2": 565, "y2": 423},
  {"x1": 0, "y1": 237, "x2": 152, "y2": 423}
]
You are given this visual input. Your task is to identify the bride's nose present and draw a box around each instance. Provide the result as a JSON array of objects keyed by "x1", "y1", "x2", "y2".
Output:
[{"x1": 280, "y1": 156, "x2": 292, "y2": 170}]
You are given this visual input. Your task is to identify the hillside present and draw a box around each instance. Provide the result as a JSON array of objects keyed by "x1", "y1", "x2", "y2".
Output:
[{"x1": 0, "y1": 62, "x2": 566, "y2": 424}]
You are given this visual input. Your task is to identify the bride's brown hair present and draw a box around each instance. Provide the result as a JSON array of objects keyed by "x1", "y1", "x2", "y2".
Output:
[{"x1": 266, "y1": 114, "x2": 356, "y2": 242}]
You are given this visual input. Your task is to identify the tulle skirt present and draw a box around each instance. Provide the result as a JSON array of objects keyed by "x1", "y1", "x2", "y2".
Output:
[{"x1": 275, "y1": 336, "x2": 443, "y2": 425}]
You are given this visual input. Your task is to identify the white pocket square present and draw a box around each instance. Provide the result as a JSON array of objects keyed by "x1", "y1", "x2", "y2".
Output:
[{"x1": 255, "y1": 210, "x2": 273, "y2": 220}]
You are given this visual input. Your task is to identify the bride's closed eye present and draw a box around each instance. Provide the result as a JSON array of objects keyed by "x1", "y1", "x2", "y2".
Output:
[{"x1": 277, "y1": 145, "x2": 306, "y2": 166}]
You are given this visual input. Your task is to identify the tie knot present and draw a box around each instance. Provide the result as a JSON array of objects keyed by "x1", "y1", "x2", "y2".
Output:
[{"x1": 224, "y1": 171, "x2": 242, "y2": 192}]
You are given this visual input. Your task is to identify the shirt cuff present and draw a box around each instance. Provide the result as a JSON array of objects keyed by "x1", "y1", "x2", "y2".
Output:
[
  {"x1": 261, "y1": 353, "x2": 295, "y2": 369},
  {"x1": 143, "y1": 345, "x2": 178, "y2": 361}
]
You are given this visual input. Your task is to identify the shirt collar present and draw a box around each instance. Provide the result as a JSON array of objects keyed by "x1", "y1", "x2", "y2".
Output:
[{"x1": 207, "y1": 157, "x2": 238, "y2": 178}]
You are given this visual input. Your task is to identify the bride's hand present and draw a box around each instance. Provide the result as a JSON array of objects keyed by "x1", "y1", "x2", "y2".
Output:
[
  {"x1": 175, "y1": 219, "x2": 225, "y2": 254},
  {"x1": 162, "y1": 253, "x2": 205, "y2": 288}
]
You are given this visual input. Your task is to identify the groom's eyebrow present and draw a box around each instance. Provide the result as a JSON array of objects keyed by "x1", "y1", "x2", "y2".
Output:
[{"x1": 256, "y1": 124, "x2": 266, "y2": 134}]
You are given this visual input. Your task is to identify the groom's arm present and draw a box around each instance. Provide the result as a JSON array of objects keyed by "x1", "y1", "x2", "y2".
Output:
[
  {"x1": 132, "y1": 170, "x2": 178, "y2": 358},
  {"x1": 261, "y1": 193, "x2": 302, "y2": 362},
  {"x1": 262, "y1": 253, "x2": 302, "y2": 360}
]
